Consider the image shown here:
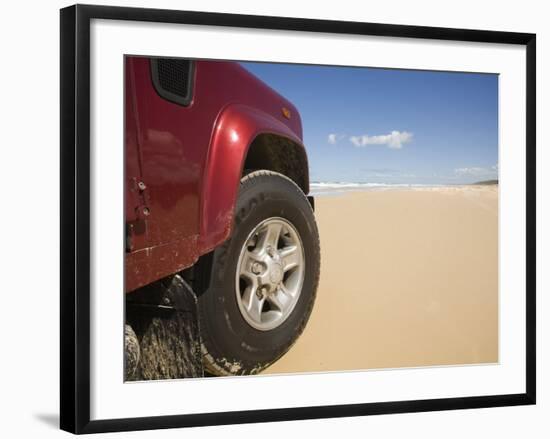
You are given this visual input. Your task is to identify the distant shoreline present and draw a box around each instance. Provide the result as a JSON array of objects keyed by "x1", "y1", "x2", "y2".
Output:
[
  {"x1": 310, "y1": 181, "x2": 498, "y2": 197},
  {"x1": 473, "y1": 179, "x2": 498, "y2": 185}
]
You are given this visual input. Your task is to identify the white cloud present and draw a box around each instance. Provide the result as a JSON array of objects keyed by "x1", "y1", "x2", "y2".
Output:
[
  {"x1": 454, "y1": 167, "x2": 488, "y2": 176},
  {"x1": 349, "y1": 131, "x2": 413, "y2": 149},
  {"x1": 454, "y1": 164, "x2": 499, "y2": 177},
  {"x1": 327, "y1": 133, "x2": 347, "y2": 145}
]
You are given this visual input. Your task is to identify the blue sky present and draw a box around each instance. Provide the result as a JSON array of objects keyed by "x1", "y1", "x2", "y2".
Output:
[{"x1": 241, "y1": 61, "x2": 498, "y2": 185}]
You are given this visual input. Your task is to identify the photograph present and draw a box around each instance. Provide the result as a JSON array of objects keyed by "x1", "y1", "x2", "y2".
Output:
[{"x1": 124, "y1": 56, "x2": 499, "y2": 380}]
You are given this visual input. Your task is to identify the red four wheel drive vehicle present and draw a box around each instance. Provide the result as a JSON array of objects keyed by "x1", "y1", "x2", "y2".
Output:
[{"x1": 125, "y1": 57, "x2": 320, "y2": 377}]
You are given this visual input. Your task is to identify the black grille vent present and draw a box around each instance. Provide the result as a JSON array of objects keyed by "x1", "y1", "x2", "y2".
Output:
[{"x1": 151, "y1": 58, "x2": 194, "y2": 106}]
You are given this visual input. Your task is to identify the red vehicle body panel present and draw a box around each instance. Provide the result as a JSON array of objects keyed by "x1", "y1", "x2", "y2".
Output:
[{"x1": 125, "y1": 57, "x2": 306, "y2": 293}]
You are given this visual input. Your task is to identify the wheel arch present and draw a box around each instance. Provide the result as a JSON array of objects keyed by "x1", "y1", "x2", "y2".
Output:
[
  {"x1": 243, "y1": 133, "x2": 309, "y2": 195},
  {"x1": 198, "y1": 104, "x2": 309, "y2": 255}
]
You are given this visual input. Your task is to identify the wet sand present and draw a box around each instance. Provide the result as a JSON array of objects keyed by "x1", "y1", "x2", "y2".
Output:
[{"x1": 264, "y1": 186, "x2": 498, "y2": 374}]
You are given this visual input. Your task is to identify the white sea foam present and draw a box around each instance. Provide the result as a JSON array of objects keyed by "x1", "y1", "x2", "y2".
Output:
[{"x1": 309, "y1": 182, "x2": 442, "y2": 196}]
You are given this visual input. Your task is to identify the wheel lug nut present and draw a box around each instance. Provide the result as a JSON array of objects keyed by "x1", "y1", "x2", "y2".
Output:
[{"x1": 251, "y1": 262, "x2": 262, "y2": 274}]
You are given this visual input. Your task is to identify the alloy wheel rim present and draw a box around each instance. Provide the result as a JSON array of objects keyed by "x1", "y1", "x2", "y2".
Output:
[{"x1": 235, "y1": 217, "x2": 305, "y2": 331}]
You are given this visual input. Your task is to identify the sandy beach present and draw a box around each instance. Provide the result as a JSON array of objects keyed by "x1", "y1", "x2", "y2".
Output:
[{"x1": 264, "y1": 185, "x2": 498, "y2": 375}]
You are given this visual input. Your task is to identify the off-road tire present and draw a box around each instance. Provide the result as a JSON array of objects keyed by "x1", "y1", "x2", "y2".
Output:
[{"x1": 196, "y1": 170, "x2": 320, "y2": 376}]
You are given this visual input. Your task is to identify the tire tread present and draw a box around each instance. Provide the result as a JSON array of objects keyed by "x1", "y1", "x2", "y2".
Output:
[{"x1": 199, "y1": 170, "x2": 320, "y2": 376}]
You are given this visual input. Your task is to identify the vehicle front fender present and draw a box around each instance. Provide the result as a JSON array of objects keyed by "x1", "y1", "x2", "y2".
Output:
[{"x1": 198, "y1": 103, "x2": 305, "y2": 254}]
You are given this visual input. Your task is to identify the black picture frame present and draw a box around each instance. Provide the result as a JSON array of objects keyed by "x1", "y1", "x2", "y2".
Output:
[{"x1": 60, "y1": 4, "x2": 536, "y2": 434}]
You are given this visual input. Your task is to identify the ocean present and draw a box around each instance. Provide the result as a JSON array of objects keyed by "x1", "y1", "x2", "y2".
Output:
[{"x1": 309, "y1": 182, "x2": 443, "y2": 196}]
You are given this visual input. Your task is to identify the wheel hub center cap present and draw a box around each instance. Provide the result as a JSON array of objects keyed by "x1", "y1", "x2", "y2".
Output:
[{"x1": 269, "y1": 262, "x2": 284, "y2": 285}]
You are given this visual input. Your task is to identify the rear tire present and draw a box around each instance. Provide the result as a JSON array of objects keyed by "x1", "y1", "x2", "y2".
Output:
[{"x1": 196, "y1": 170, "x2": 320, "y2": 375}]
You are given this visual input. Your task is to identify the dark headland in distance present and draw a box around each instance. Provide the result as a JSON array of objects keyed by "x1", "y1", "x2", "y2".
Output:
[{"x1": 472, "y1": 180, "x2": 498, "y2": 185}]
